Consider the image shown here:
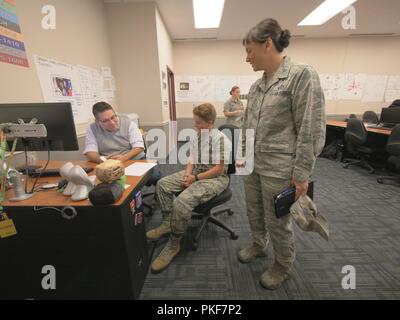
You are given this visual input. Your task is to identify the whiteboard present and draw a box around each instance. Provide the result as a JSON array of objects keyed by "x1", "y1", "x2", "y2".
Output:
[{"x1": 175, "y1": 72, "x2": 400, "y2": 103}]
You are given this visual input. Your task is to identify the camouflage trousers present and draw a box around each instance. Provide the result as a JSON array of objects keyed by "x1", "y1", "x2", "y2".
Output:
[
  {"x1": 243, "y1": 172, "x2": 295, "y2": 271},
  {"x1": 155, "y1": 170, "x2": 229, "y2": 235}
]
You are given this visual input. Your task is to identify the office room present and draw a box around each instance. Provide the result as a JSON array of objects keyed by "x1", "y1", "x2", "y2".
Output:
[{"x1": 0, "y1": 0, "x2": 400, "y2": 303}]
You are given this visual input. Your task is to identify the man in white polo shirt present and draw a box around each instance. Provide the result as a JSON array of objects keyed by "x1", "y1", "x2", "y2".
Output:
[{"x1": 83, "y1": 102, "x2": 145, "y2": 163}]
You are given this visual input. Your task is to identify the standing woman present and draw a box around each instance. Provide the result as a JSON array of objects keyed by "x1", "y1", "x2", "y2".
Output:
[
  {"x1": 223, "y1": 86, "x2": 245, "y2": 127},
  {"x1": 238, "y1": 18, "x2": 326, "y2": 290}
]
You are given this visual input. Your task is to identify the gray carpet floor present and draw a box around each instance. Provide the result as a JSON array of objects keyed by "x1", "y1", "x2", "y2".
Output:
[{"x1": 140, "y1": 158, "x2": 400, "y2": 300}]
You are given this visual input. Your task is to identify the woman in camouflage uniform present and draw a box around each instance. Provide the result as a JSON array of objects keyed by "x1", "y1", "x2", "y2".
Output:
[
  {"x1": 224, "y1": 86, "x2": 245, "y2": 127},
  {"x1": 237, "y1": 18, "x2": 326, "y2": 290},
  {"x1": 148, "y1": 103, "x2": 231, "y2": 274}
]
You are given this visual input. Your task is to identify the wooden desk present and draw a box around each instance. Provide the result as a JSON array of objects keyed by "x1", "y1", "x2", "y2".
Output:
[
  {"x1": 326, "y1": 120, "x2": 390, "y2": 164},
  {"x1": 0, "y1": 160, "x2": 156, "y2": 299},
  {"x1": 2, "y1": 160, "x2": 153, "y2": 207},
  {"x1": 326, "y1": 120, "x2": 391, "y2": 136}
]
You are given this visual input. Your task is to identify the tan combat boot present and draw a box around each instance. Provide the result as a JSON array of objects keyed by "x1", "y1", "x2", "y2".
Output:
[
  {"x1": 150, "y1": 233, "x2": 181, "y2": 274},
  {"x1": 260, "y1": 261, "x2": 292, "y2": 290},
  {"x1": 146, "y1": 214, "x2": 171, "y2": 241},
  {"x1": 237, "y1": 243, "x2": 267, "y2": 263}
]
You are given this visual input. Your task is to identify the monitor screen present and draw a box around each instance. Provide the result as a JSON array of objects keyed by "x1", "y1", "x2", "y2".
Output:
[
  {"x1": 0, "y1": 102, "x2": 79, "y2": 151},
  {"x1": 380, "y1": 107, "x2": 400, "y2": 125}
]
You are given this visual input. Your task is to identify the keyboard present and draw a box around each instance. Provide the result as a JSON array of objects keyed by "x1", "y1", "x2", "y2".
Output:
[
  {"x1": 380, "y1": 123, "x2": 396, "y2": 129},
  {"x1": 27, "y1": 167, "x2": 94, "y2": 177}
]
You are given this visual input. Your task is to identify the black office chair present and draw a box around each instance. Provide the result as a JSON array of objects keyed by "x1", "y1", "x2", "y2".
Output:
[
  {"x1": 190, "y1": 124, "x2": 239, "y2": 250},
  {"x1": 388, "y1": 100, "x2": 400, "y2": 108},
  {"x1": 344, "y1": 114, "x2": 357, "y2": 123},
  {"x1": 377, "y1": 124, "x2": 400, "y2": 185},
  {"x1": 362, "y1": 111, "x2": 379, "y2": 124},
  {"x1": 343, "y1": 118, "x2": 375, "y2": 173},
  {"x1": 140, "y1": 130, "x2": 161, "y2": 215}
]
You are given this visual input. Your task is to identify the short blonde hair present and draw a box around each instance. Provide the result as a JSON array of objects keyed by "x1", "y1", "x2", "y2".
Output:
[{"x1": 193, "y1": 103, "x2": 216, "y2": 123}]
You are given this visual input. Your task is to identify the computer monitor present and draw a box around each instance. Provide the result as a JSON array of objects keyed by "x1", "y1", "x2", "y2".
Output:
[
  {"x1": 380, "y1": 107, "x2": 400, "y2": 125},
  {"x1": 0, "y1": 102, "x2": 79, "y2": 151}
]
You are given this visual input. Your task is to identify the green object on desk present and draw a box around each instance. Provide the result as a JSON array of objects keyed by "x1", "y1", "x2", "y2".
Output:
[{"x1": 118, "y1": 175, "x2": 127, "y2": 190}]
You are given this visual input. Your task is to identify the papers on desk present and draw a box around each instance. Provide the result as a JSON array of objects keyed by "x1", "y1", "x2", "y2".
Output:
[{"x1": 124, "y1": 162, "x2": 157, "y2": 177}]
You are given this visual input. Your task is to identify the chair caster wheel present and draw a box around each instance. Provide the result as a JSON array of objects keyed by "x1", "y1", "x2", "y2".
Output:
[
  {"x1": 228, "y1": 209, "x2": 234, "y2": 216},
  {"x1": 377, "y1": 178, "x2": 383, "y2": 184},
  {"x1": 230, "y1": 233, "x2": 239, "y2": 240},
  {"x1": 192, "y1": 242, "x2": 198, "y2": 251}
]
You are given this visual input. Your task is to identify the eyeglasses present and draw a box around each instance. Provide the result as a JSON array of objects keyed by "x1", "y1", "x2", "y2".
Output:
[{"x1": 98, "y1": 114, "x2": 118, "y2": 124}]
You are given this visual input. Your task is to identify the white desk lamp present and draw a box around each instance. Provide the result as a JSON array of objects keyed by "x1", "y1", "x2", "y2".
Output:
[{"x1": 68, "y1": 165, "x2": 96, "y2": 201}]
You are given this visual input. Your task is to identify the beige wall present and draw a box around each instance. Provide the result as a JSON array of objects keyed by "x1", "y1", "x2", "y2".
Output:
[
  {"x1": 173, "y1": 36, "x2": 400, "y2": 118},
  {"x1": 155, "y1": 7, "x2": 174, "y2": 124},
  {"x1": 106, "y1": 2, "x2": 168, "y2": 127},
  {"x1": 0, "y1": 0, "x2": 116, "y2": 135}
]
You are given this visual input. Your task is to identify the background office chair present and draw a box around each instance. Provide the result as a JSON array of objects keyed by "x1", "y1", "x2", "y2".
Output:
[
  {"x1": 362, "y1": 110, "x2": 379, "y2": 124},
  {"x1": 344, "y1": 114, "x2": 357, "y2": 123},
  {"x1": 140, "y1": 129, "x2": 161, "y2": 215},
  {"x1": 343, "y1": 118, "x2": 375, "y2": 174},
  {"x1": 190, "y1": 124, "x2": 239, "y2": 250},
  {"x1": 377, "y1": 124, "x2": 400, "y2": 185},
  {"x1": 389, "y1": 100, "x2": 400, "y2": 108}
]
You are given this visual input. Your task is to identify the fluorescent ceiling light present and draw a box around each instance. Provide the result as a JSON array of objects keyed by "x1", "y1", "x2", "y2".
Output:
[
  {"x1": 298, "y1": 0, "x2": 358, "y2": 26},
  {"x1": 193, "y1": 0, "x2": 225, "y2": 29}
]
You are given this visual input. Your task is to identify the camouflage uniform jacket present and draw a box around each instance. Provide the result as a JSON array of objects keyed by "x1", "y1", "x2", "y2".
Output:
[
  {"x1": 242, "y1": 56, "x2": 326, "y2": 181},
  {"x1": 190, "y1": 129, "x2": 231, "y2": 180}
]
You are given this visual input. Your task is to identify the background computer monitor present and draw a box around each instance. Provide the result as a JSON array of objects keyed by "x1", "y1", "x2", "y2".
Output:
[
  {"x1": 0, "y1": 102, "x2": 79, "y2": 151},
  {"x1": 380, "y1": 107, "x2": 400, "y2": 125}
]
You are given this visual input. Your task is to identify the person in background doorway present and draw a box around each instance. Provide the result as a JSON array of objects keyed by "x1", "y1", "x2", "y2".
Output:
[{"x1": 223, "y1": 86, "x2": 245, "y2": 127}]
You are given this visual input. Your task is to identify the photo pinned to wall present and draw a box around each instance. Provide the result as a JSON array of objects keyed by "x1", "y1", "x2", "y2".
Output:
[
  {"x1": 52, "y1": 76, "x2": 73, "y2": 97},
  {"x1": 180, "y1": 82, "x2": 189, "y2": 91}
]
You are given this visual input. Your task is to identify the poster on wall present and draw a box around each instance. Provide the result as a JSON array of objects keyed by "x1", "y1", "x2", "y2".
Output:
[
  {"x1": 339, "y1": 73, "x2": 367, "y2": 100},
  {"x1": 175, "y1": 76, "x2": 216, "y2": 103},
  {"x1": 237, "y1": 75, "x2": 259, "y2": 96},
  {"x1": 76, "y1": 65, "x2": 99, "y2": 119},
  {"x1": 319, "y1": 74, "x2": 345, "y2": 101},
  {"x1": 361, "y1": 75, "x2": 388, "y2": 102},
  {"x1": 101, "y1": 66, "x2": 115, "y2": 101},
  {"x1": 175, "y1": 76, "x2": 196, "y2": 102},
  {"x1": 33, "y1": 55, "x2": 88, "y2": 124},
  {"x1": 385, "y1": 76, "x2": 400, "y2": 103},
  {"x1": 0, "y1": 0, "x2": 29, "y2": 68},
  {"x1": 215, "y1": 76, "x2": 238, "y2": 102}
]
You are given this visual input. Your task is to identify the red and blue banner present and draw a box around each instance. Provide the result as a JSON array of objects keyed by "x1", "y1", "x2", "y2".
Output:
[{"x1": 0, "y1": 0, "x2": 28, "y2": 68}]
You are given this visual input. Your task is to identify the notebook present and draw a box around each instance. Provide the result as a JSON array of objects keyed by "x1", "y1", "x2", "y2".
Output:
[{"x1": 273, "y1": 181, "x2": 314, "y2": 218}]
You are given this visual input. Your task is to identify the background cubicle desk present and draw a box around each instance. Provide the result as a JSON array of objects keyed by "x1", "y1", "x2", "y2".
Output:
[
  {"x1": 0, "y1": 160, "x2": 155, "y2": 300},
  {"x1": 326, "y1": 120, "x2": 390, "y2": 164},
  {"x1": 326, "y1": 120, "x2": 391, "y2": 136}
]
